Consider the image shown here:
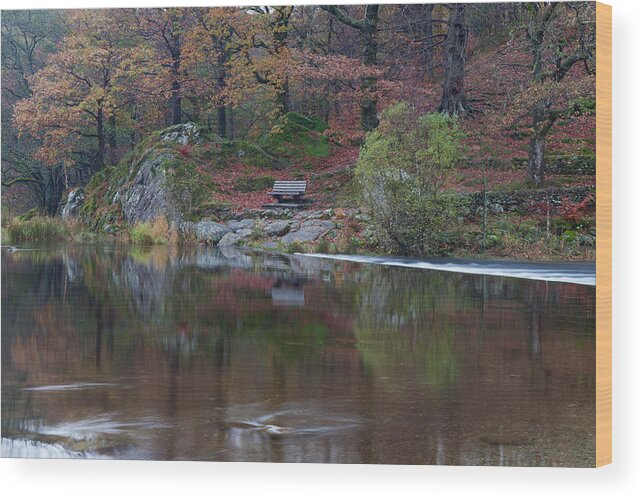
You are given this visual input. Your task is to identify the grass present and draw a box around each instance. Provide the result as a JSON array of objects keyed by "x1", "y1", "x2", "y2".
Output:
[
  {"x1": 5, "y1": 216, "x2": 69, "y2": 244},
  {"x1": 129, "y1": 218, "x2": 170, "y2": 246},
  {"x1": 233, "y1": 175, "x2": 275, "y2": 193},
  {"x1": 284, "y1": 241, "x2": 305, "y2": 254},
  {"x1": 259, "y1": 112, "x2": 331, "y2": 159}
]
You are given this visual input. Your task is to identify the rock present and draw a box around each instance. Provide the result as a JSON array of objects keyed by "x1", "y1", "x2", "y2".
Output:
[
  {"x1": 354, "y1": 212, "x2": 371, "y2": 223},
  {"x1": 218, "y1": 232, "x2": 245, "y2": 247},
  {"x1": 61, "y1": 188, "x2": 85, "y2": 221},
  {"x1": 490, "y1": 203, "x2": 504, "y2": 214},
  {"x1": 334, "y1": 208, "x2": 348, "y2": 219},
  {"x1": 236, "y1": 228, "x2": 253, "y2": 238},
  {"x1": 181, "y1": 221, "x2": 231, "y2": 244},
  {"x1": 264, "y1": 220, "x2": 291, "y2": 237},
  {"x1": 160, "y1": 122, "x2": 204, "y2": 146},
  {"x1": 121, "y1": 152, "x2": 178, "y2": 224},
  {"x1": 228, "y1": 219, "x2": 255, "y2": 231},
  {"x1": 82, "y1": 123, "x2": 217, "y2": 231},
  {"x1": 261, "y1": 208, "x2": 293, "y2": 219},
  {"x1": 260, "y1": 241, "x2": 280, "y2": 250},
  {"x1": 579, "y1": 235, "x2": 596, "y2": 247},
  {"x1": 302, "y1": 219, "x2": 334, "y2": 229},
  {"x1": 302, "y1": 210, "x2": 323, "y2": 220},
  {"x1": 281, "y1": 225, "x2": 328, "y2": 244}
]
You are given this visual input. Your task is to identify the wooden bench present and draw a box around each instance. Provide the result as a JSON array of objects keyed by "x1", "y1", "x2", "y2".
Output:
[{"x1": 268, "y1": 180, "x2": 308, "y2": 203}]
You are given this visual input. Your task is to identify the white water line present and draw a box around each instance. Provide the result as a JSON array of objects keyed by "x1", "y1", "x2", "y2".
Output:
[{"x1": 299, "y1": 253, "x2": 596, "y2": 286}]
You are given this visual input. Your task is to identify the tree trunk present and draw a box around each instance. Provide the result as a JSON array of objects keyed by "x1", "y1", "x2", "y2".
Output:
[
  {"x1": 170, "y1": 76, "x2": 182, "y2": 125},
  {"x1": 528, "y1": 132, "x2": 546, "y2": 186},
  {"x1": 360, "y1": 4, "x2": 379, "y2": 132},
  {"x1": 44, "y1": 166, "x2": 64, "y2": 216},
  {"x1": 271, "y1": 7, "x2": 292, "y2": 117},
  {"x1": 108, "y1": 113, "x2": 117, "y2": 164},
  {"x1": 438, "y1": 4, "x2": 468, "y2": 116},
  {"x1": 320, "y1": 5, "x2": 380, "y2": 132},
  {"x1": 225, "y1": 105, "x2": 235, "y2": 140},
  {"x1": 276, "y1": 76, "x2": 291, "y2": 115},
  {"x1": 424, "y1": 4, "x2": 435, "y2": 78},
  {"x1": 96, "y1": 105, "x2": 105, "y2": 170},
  {"x1": 216, "y1": 104, "x2": 227, "y2": 138}
]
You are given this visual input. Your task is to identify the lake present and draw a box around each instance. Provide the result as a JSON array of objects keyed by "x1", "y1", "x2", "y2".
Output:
[{"x1": 1, "y1": 245, "x2": 596, "y2": 466}]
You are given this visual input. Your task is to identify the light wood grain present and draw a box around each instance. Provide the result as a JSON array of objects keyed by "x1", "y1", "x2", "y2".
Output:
[{"x1": 596, "y1": 1, "x2": 612, "y2": 468}]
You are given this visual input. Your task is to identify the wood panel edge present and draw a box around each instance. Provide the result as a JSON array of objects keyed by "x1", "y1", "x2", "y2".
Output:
[{"x1": 595, "y1": 1, "x2": 612, "y2": 468}]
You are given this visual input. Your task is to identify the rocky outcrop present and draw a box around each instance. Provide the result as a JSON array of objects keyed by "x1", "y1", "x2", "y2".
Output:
[
  {"x1": 61, "y1": 188, "x2": 85, "y2": 221},
  {"x1": 81, "y1": 123, "x2": 218, "y2": 234},
  {"x1": 160, "y1": 122, "x2": 204, "y2": 146},
  {"x1": 121, "y1": 151, "x2": 179, "y2": 225}
]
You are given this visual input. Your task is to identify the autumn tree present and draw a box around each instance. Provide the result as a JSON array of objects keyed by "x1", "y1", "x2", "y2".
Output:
[
  {"x1": 184, "y1": 7, "x2": 244, "y2": 138},
  {"x1": 321, "y1": 5, "x2": 380, "y2": 132},
  {"x1": 438, "y1": 4, "x2": 469, "y2": 116},
  {"x1": 134, "y1": 8, "x2": 198, "y2": 126},
  {"x1": 243, "y1": 6, "x2": 295, "y2": 116},
  {"x1": 520, "y1": 2, "x2": 595, "y2": 185},
  {"x1": 14, "y1": 10, "x2": 157, "y2": 181},
  {"x1": 1, "y1": 10, "x2": 66, "y2": 214}
]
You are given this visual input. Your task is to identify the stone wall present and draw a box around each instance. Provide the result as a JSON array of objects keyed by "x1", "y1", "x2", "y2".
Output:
[
  {"x1": 468, "y1": 186, "x2": 594, "y2": 215},
  {"x1": 461, "y1": 155, "x2": 595, "y2": 175},
  {"x1": 511, "y1": 155, "x2": 596, "y2": 175}
]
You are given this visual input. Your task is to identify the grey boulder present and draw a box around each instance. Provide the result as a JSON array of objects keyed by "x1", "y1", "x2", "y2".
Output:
[
  {"x1": 218, "y1": 232, "x2": 245, "y2": 247},
  {"x1": 181, "y1": 221, "x2": 231, "y2": 244},
  {"x1": 264, "y1": 220, "x2": 291, "y2": 237},
  {"x1": 281, "y1": 225, "x2": 328, "y2": 244}
]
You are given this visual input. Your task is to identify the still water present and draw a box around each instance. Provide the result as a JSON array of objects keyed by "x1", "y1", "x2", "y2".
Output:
[{"x1": 1, "y1": 246, "x2": 596, "y2": 466}]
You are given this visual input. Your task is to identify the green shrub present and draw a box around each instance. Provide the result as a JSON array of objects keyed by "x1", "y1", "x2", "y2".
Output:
[{"x1": 355, "y1": 102, "x2": 465, "y2": 255}]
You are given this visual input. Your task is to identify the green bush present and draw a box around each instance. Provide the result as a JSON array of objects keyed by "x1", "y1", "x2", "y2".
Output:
[{"x1": 355, "y1": 102, "x2": 465, "y2": 255}]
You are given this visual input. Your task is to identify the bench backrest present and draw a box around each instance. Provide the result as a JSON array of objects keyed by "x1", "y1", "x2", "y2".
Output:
[{"x1": 271, "y1": 180, "x2": 307, "y2": 194}]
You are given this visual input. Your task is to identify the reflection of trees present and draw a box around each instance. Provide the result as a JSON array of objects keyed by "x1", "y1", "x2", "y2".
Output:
[{"x1": 2, "y1": 248, "x2": 596, "y2": 465}]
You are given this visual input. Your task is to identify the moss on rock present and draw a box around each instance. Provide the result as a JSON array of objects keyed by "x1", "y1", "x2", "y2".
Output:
[{"x1": 81, "y1": 123, "x2": 219, "y2": 233}]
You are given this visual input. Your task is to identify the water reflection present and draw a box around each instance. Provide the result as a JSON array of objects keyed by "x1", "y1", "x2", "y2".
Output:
[{"x1": 1, "y1": 245, "x2": 596, "y2": 466}]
